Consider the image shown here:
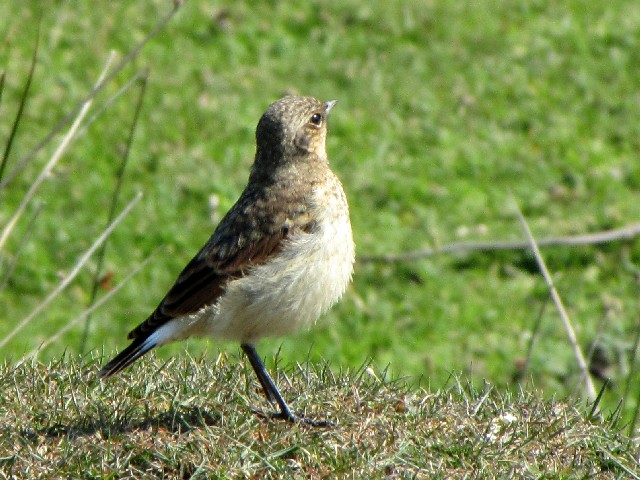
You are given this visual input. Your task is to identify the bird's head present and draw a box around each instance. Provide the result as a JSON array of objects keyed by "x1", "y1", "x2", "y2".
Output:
[{"x1": 254, "y1": 96, "x2": 337, "y2": 168}]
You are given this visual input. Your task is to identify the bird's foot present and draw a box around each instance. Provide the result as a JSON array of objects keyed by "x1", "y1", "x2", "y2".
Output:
[
  {"x1": 253, "y1": 408, "x2": 335, "y2": 427},
  {"x1": 272, "y1": 410, "x2": 335, "y2": 427}
]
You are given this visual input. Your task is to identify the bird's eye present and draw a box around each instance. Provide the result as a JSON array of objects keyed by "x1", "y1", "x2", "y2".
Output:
[{"x1": 309, "y1": 113, "x2": 323, "y2": 125}]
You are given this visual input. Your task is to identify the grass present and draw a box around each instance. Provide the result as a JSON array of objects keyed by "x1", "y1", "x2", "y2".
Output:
[
  {"x1": 2, "y1": 0, "x2": 640, "y2": 471},
  {"x1": 1, "y1": 354, "x2": 638, "y2": 478}
]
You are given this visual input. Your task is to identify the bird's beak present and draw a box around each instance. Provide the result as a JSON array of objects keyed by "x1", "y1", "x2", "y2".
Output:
[{"x1": 324, "y1": 100, "x2": 338, "y2": 115}]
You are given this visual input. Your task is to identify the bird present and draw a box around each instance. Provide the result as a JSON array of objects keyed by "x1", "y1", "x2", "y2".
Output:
[{"x1": 100, "y1": 95, "x2": 355, "y2": 426}]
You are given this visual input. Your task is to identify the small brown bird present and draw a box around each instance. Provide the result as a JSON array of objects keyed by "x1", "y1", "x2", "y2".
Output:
[{"x1": 100, "y1": 96, "x2": 355, "y2": 425}]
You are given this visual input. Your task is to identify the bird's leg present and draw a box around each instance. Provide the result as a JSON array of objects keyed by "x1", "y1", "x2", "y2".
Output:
[
  {"x1": 241, "y1": 343, "x2": 295, "y2": 421},
  {"x1": 240, "y1": 343, "x2": 332, "y2": 427}
]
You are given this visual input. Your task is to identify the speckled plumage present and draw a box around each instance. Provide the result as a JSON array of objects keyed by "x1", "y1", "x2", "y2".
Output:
[{"x1": 100, "y1": 96, "x2": 354, "y2": 424}]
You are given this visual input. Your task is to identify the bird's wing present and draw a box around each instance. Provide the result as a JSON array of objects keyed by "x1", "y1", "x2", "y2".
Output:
[{"x1": 127, "y1": 194, "x2": 313, "y2": 341}]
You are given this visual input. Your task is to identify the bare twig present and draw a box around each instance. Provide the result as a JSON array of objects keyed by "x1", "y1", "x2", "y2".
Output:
[
  {"x1": 75, "y1": 68, "x2": 149, "y2": 139},
  {"x1": 0, "y1": 2, "x2": 184, "y2": 190},
  {"x1": 359, "y1": 223, "x2": 640, "y2": 263},
  {"x1": 513, "y1": 199, "x2": 597, "y2": 404},
  {"x1": 0, "y1": 192, "x2": 142, "y2": 350},
  {"x1": 0, "y1": 202, "x2": 44, "y2": 292},
  {"x1": 0, "y1": 72, "x2": 5, "y2": 108},
  {"x1": 79, "y1": 69, "x2": 149, "y2": 353},
  {"x1": 0, "y1": 53, "x2": 115, "y2": 251},
  {"x1": 23, "y1": 254, "x2": 153, "y2": 362},
  {"x1": 0, "y1": 24, "x2": 39, "y2": 182},
  {"x1": 520, "y1": 295, "x2": 550, "y2": 382}
]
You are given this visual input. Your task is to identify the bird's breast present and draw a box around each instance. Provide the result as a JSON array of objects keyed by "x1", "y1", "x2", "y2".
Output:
[{"x1": 197, "y1": 173, "x2": 355, "y2": 343}]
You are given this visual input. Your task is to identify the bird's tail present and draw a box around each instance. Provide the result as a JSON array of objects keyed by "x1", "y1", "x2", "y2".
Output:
[{"x1": 99, "y1": 336, "x2": 157, "y2": 378}]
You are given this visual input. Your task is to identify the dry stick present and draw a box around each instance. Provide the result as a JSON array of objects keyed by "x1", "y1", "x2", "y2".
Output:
[
  {"x1": 22, "y1": 254, "x2": 153, "y2": 362},
  {"x1": 585, "y1": 308, "x2": 610, "y2": 373},
  {"x1": 0, "y1": 202, "x2": 44, "y2": 292},
  {"x1": 75, "y1": 68, "x2": 148, "y2": 140},
  {"x1": 0, "y1": 71, "x2": 5, "y2": 107},
  {"x1": 0, "y1": 2, "x2": 184, "y2": 190},
  {"x1": 79, "y1": 70, "x2": 149, "y2": 353},
  {"x1": 359, "y1": 223, "x2": 640, "y2": 263},
  {"x1": 0, "y1": 52, "x2": 116, "y2": 252},
  {"x1": 0, "y1": 192, "x2": 142, "y2": 350},
  {"x1": 33, "y1": 67, "x2": 149, "y2": 154},
  {"x1": 0, "y1": 26, "x2": 38, "y2": 181},
  {"x1": 513, "y1": 201, "x2": 597, "y2": 404},
  {"x1": 520, "y1": 295, "x2": 550, "y2": 382}
]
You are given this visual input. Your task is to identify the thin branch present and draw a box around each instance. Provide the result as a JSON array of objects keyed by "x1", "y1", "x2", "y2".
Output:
[
  {"x1": 0, "y1": 52, "x2": 116, "y2": 252},
  {"x1": 23, "y1": 254, "x2": 154, "y2": 362},
  {"x1": 520, "y1": 294, "x2": 550, "y2": 382},
  {"x1": 513, "y1": 199, "x2": 597, "y2": 404},
  {"x1": 0, "y1": 192, "x2": 142, "y2": 350},
  {"x1": 0, "y1": 21, "x2": 39, "y2": 181},
  {"x1": 0, "y1": 2, "x2": 183, "y2": 190},
  {"x1": 359, "y1": 223, "x2": 640, "y2": 263},
  {"x1": 0, "y1": 71, "x2": 5, "y2": 108},
  {"x1": 0, "y1": 202, "x2": 44, "y2": 293},
  {"x1": 75, "y1": 68, "x2": 148, "y2": 139},
  {"x1": 79, "y1": 70, "x2": 149, "y2": 353}
]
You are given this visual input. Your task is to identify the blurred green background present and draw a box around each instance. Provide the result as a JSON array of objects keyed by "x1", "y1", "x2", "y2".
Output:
[{"x1": 2, "y1": 1, "x2": 640, "y2": 425}]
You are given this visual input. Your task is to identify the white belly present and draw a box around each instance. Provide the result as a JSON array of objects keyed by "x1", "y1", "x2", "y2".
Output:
[{"x1": 193, "y1": 178, "x2": 355, "y2": 343}]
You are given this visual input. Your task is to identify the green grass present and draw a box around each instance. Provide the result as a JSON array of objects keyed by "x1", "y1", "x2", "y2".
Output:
[
  {"x1": 1, "y1": 354, "x2": 637, "y2": 478},
  {"x1": 2, "y1": 0, "x2": 640, "y2": 450}
]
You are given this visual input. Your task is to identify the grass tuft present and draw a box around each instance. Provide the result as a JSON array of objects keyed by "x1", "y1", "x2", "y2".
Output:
[{"x1": 1, "y1": 354, "x2": 637, "y2": 478}]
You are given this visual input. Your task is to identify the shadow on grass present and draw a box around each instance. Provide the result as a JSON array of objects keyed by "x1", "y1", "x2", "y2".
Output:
[{"x1": 34, "y1": 404, "x2": 221, "y2": 440}]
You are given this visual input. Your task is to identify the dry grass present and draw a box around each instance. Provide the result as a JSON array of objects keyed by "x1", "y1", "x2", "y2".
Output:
[{"x1": 1, "y1": 353, "x2": 637, "y2": 479}]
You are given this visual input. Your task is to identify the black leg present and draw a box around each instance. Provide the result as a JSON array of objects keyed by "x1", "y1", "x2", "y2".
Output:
[
  {"x1": 240, "y1": 343, "x2": 332, "y2": 427},
  {"x1": 241, "y1": 343, "x2": 295, "y2": 421}
]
